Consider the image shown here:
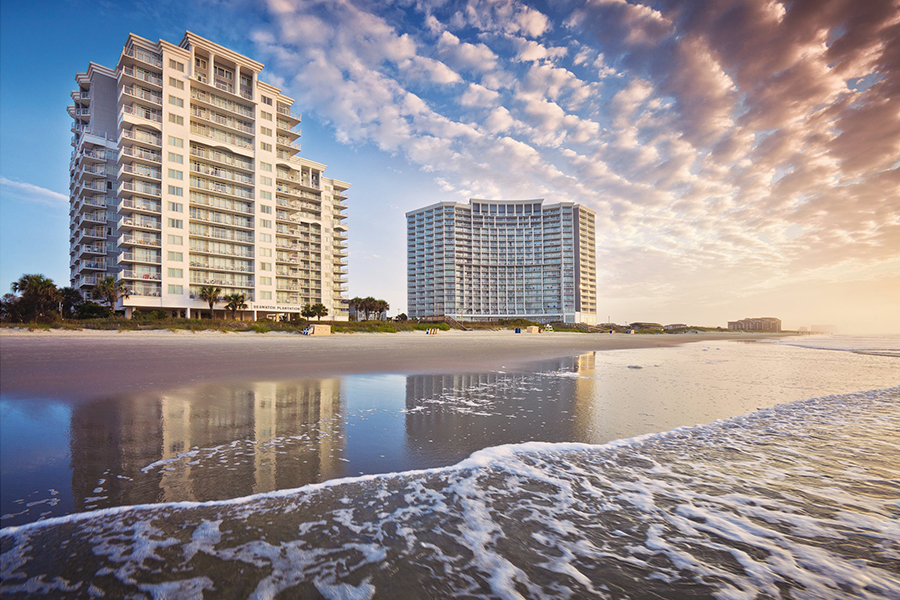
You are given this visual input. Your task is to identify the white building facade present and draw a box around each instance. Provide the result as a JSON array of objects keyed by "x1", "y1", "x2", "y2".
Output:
[
  {"x1": 68, "y1": 32, "x2": 350, "y2": 320},
  {"x1": 407, "y1": 199, "x2": 597, "y2": 324}
]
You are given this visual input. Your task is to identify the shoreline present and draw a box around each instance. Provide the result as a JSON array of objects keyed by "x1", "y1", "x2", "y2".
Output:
[{"x1": 0, "y1": 330, "x2": 787, "y2": 400}]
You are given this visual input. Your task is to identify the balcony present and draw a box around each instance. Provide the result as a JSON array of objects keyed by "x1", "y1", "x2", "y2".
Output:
[
  {"x1": 120, "y1": 163, "x2": 161, "y2": 181},
  {"x1": 119, "y1": 215, "x2": 161, "y2": 231},
  {"x1": 119, "y1": 233, "x2": 161, "y2": 247},
  {"x1": 119, "y1": 252, "x2": 161, "y2": 264},
  {"x1": 120, "y1": 198, "x2": 161, "y2": 214},
  {"x1": 190, "y1": 87, "x2": 254, "y2": 119},
  {"x1": 120, "y1": 65, "x2": 163, "y2": 88},
  {"x1": 121, "y1": 145, "x2": 161, "y2": 164},
  {"x1": 79, "y1": 243, "x2": 107, "y2": 256},
  {"x1": 80, "y1": 260, "x2": 108, "y2": 271},
  {"x1": 121, "y1": 128, "x2": 162, "y2": 147},
  {"x1": 189, "y1": 274, "x2": 253, "y2": 288},
  {"x1": 120, "y1": 181, "x2": 161, "y2": 197},
  {"x1": 121, "y1": 103, "x2": 162, "y2": 124},
  {"x1": 121, "y1": 85, "x2": 162, "y2": 106},
  {"x1": 126, "y1": 283, "x2": 162, "y2": 297},
  {"x1": 122, "y1": 46, "x2": 162, "y2": 68},
  {"x1": 276, "y1": 104, "x2": 301, "y2": 124},
  {"x1": 119, "y1": 270, "x2": 162, "y2": 281},
  {"x1": 79, "y1": 227, "x2": 107, "y2": 242},
  {"x1": 71, "y1": 90, "x2": 91, "y2": 103},
  {"x1": 78, "y1": 274, "x2": 102, "y2": 287},
  {"x1": 189, "y1": 226, "x2": 253, "y2": 244},
  {"x1": 276, "y1": 135, "x2": 302, "y2": 151}
]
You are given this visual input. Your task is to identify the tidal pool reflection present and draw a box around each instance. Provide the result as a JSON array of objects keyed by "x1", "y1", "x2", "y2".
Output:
[{"x1": 2, "y1": 340, "x2": 897, "y2": 528}]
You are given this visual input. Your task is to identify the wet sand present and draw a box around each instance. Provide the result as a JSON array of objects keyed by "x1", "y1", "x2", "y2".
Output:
[{"x1": 0, "y1": 329, "x2": 781, "y2": 400}]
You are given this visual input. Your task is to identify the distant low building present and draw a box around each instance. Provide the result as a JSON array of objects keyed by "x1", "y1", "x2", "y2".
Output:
[
  {"x1": 630, "y1": 322, "x2": 663, "y2": 331},
  {"x1": 727, "y1": 317, "x2": 781, "y2": 332},
  {"x1": 663, "y1": 323, "x2": 687, "y2": 330}
]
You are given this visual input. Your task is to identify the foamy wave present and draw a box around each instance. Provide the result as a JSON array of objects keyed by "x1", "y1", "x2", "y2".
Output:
[{"x1": 3, "y1": 387, "x2": 899, "y2": 599}]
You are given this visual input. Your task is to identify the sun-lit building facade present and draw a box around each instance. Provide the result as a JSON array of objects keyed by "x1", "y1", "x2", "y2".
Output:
[
  {"x1": 407, "y1": 199, "x2": 597, "y2": 324},
  {"x1": 68, "y1": 32, "x2": 349, "y2": 320}
]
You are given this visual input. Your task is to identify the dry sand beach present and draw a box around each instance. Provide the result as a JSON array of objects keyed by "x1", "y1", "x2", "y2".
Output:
[{"x1": 0, "y1": 329, "x2": 779, "y2": 399}]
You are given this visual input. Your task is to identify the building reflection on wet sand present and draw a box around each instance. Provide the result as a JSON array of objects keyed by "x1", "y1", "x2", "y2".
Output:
[
  {"x1": 69, "y1": 379, "x2": 344, "y2": 511},
  {"x1": 403, "y1": 354, "x2": 598, "y2": 464}
]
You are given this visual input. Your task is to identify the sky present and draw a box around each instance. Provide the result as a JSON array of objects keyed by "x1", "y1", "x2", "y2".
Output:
[{"x1": 1, "y1": 0, "x2": 898, "y2": 332}]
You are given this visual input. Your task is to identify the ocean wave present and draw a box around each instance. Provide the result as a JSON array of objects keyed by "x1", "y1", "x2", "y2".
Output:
[{"x1": 2, "y1": 386, "x2": 899, "y2": 599}]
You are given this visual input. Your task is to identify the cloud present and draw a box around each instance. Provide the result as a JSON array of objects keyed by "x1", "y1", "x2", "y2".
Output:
[
  {"x1": 247, "y1": 0, "x2": 900, "y2": 330},
  {"x1": 0, "y1": 177, "x2": 68, "y2": 207}
]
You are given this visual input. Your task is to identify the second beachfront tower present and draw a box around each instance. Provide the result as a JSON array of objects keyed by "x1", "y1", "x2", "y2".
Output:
[{"x1": 406, "y1": 199, "x2": 597, "y2": 324}]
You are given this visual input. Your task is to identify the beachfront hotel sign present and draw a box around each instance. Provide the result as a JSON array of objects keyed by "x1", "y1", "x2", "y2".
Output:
[{"x1": 249, "y1": 303, "x2": 305, "y2": 312}]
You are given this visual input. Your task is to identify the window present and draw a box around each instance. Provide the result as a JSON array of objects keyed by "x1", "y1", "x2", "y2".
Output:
[
  {"x1": 259, "y1": 233, "x2": 272, "y2": 242},
  {"x1": 168, "y1": 234, "x2": 183, "y2": 245},
  {"x1": 168, "y1": 268, "x2": 184, "y2": 278},
  {"x1": 261, "y1": 95, "x2": 273, "y2": 106},
  {"x1": 167, "y1": 201, "x2": 183, "y2": 212},
  {"x1": 168, "y1": 136, "x2": 183, "y2": 148},
  {"x1": 167, "y1": 251, "x2": 183, "y2": 261},
  {"x1": 168, "y1": 77, "x2": 184, "y2": 90},
  {"x1": 260, "y1": 276, "x2": 272, "y2": 285},
  {"x1": 260, "y1": 176, "x2": 272, "y2": 186},
  {"x1": 195, "y1": 57, "x2": 208, "y2": 70},
  {"x1": 260, "y1": 247, "x2": 272, "y2": 256},
  {"x1": 168, "y1": 152, "x2": 183, "y2": 164},
  {"x1": 167, "y1": 185, "x2": 183, "y2": 196},
  {"x1": 214, "y1": 66, "x2": 233, "y2": 80},
  {"x1": 260, "y1": 126, "x2": 272, "y2": 136},
  {"x1": 168, "y1": 114, "x2": 184, "y2": 125},
  {"x1": 168, "y1": 169, "x2": 183, "y2": 180},
  {"x1": 241, "y1": 74, "x2": 252, "y2": 87},
  {"x1": 169, "y1": 59, "x2": 184, "y2": 72},
  {"x1": 260, "y1": 142, "x2": 272, "y2": 152},
  {"x1": 260, "y1": 205, "x2": 272, "y2": 214},
  {"x1": 260, "y1": 161, "x2": 272, "y2": 172},
  {"x1": 260, "y1": 219, "x2": 272, "y2": 228},
  {"x1": 168, "y1": 95, "x2": 184, "y2": 107},
  {"x1": 261, "y1": 110, "x2": 272, "y2": 121},
  {"x1": 168, "y1": 218, "x2": 183, "y2": 228},
  {"x1": 260, "y1": 291, "x2": 272, "y2": 300},
  {"x1": 168, "y1": 284, "x2": 184, "y2": 294},
  {"x1": 260, "y1": 262, "x2": 272, "y2": 271},
  {"x1": 260, "y1": 190, "x2": 272, "y2": 200}
]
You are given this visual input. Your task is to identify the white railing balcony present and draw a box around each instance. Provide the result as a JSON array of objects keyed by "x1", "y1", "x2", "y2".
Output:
[
  {"x1": 121, "y1": 129, "x2": 162, "y2": 146},
  {"x1": 121, "y1": 85, "x2": 162, "y2": 105},
  {"x1": 214, "y1": 78, "x2": 234, "y2": 94},
  {"x1": 121, "y1": 146, "x2": 162, "y2": 163},
  {"x1": 127, "y1": 284, "x2": 162, "y2": 297},
  {"x1": 81, "y1": 260, "x2": 107, "y2": 271},
  {"x1": 78, "y1": 275, "x2": 101, "y2": 287},
  {"x1": 120, "y1": 181, "x2": 161, "y2": 197},
  {"x1": 119, "y1": 252, "x2": 161, "y2": 264},
  {"x1": 119, "y1": 216, "x2": 161, "y2": 230},
  {"x1": 121, "y1": 103, "x2": 162, "y2": 123},
  {"x1": 119, "y1": 270, "x2": 162, "y2": 281},
  {"x1": 123, "y1": 46, "x2": 162, "y2": 68},
  {"x1": 120, "y1": 198, "x2": 161, "y2": 213},
  {"x1": 119, "y1": 233, "x2": 161, "y2": 247},
  {"x1": 120, "y1": 65, "x2": 162, "y2": 87},
  {"x1": 120, "y1": 164, "x2": 161, "y2": 179}
]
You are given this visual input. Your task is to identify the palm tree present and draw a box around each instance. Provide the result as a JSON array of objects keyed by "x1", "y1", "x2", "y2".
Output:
[
  {"x1": 301, "y1": 304, "x2": 315, "y2": 320},
  {"x1": 311, "y1": 302, "x2": 328, "y2": 321},
  {"x1": 223, "y1": 293, "x2": 247, "y2": 319},
  {"x1": 349, "y1": 297, "x2": 363, "y2": 320},
  {"x1": 10, "y1": 274, "x2": 60, "y2": 322},
  {"x1": 198, "y1": 285, "x2": 221, "y2": 318},
  {"x1": 59, "y1": 287, "x2": 83, "y2": 319},
  {"x1": 375, "y1": 299, "x2": 390, "y2": 320},
  {"x1": 93, "y1": 275, "x2": 130, "y2": 311},
  {"x1": 362, "y1": 296, "x2": 378, "y2": 321}
]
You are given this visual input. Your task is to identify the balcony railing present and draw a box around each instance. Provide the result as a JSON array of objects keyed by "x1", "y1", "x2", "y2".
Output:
[
  {"x1": 121, "y1": 129, "x2": 162, "y2": 146},
  {"x1": 190, "y1": 88, "x2": 254, "y2": 118},
  {"x1": 121, "y1": 164, "x2": 161, "y2": 179},
  {"x1": 119, "y1": 216, "x2": 161, "y2": 230},
  {"x1": 122, "y1": 85, "x2": 162, "y2": 105},
  {"x1": 123, "y1": 46, "x2": 162, "y2": 68},
  {"x1": 120, "y1": 65, "x2": 162, "y2": 86},
  {"x1": 122, "y1": 103, "x2": 162, "y2": 123},
  {"x1": 120, "y1": 198, "x2": 161, "y2": 213},
  {"x1": 120, "y1": 181, "x2": 161, "y2": 197},
  {"x1": 126, "y1": 284, "x2": 162, "y2": 297},
  {"x1": 119, "y1": 233, "x2": 161, "y2": 247},
  {"x1": 276, "y1": 105, "x2": 300, "y2": 120},
  {"x1": 119, "y1": 252, "x2": 161, "y2": 264},
  {"x1": 119, "y1": 270, "x2": 162, "y2": 281},
  {"x1": 121, "y1": 146, "x2": 162, "y2": 163}
]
